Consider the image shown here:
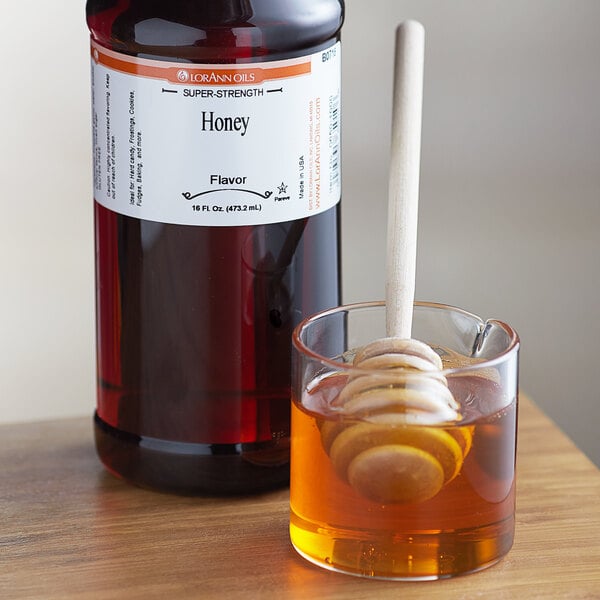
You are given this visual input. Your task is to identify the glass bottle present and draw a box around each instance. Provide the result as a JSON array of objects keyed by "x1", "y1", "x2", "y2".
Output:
[{"x1": 87, "y1": 0, "x2": 344, "y2": 493}]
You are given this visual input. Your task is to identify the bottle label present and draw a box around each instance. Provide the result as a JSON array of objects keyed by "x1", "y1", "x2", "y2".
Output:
[{"x1": 90, "y1": 41, "x2": 341, "y2": 226}]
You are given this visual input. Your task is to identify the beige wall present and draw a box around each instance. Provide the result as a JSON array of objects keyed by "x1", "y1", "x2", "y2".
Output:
[
  {"x1": 341, "y1": 0, "x2": 600, "y2": 466},
  {"x1": 1, "y1": 1, "x2": 599, "y2": 466}
]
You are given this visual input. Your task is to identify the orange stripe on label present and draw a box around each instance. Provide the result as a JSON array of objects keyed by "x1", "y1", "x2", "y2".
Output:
[{"x1": 91, "y1": 43, "x2": 311, "y2": 85}]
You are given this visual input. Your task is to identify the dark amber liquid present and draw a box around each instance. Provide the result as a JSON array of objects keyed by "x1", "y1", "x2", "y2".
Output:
[
  {"x1": 88, "y1": 0, "x2": 344, "y2": 494},
  {"x1": 290, "y1": 373, "x2": 517, "y2": 579}
]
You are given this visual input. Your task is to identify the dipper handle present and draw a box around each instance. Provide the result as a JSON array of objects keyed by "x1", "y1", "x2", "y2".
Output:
[{"x1": 386, "y1": 20, "x2": 425, "y2": 339}]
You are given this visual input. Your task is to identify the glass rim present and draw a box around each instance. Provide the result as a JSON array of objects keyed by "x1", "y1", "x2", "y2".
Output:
[{"x1": 292, "y1": 300, "x2": 520, "y2": 375}]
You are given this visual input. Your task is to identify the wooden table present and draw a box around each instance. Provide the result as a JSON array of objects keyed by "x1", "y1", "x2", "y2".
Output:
[{"x1": 1, "y1": 396, "x2": 599, "y2": 599}]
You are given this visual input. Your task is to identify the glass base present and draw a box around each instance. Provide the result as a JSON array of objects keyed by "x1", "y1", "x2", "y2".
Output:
[{"x1": 289, "y1": 516, "x2": 514, "y2": 580}]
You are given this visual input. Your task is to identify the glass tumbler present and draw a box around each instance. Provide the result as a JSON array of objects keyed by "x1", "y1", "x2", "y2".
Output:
[{"x1": 290, "y1": 301, "x2": 519, "y2": 580}]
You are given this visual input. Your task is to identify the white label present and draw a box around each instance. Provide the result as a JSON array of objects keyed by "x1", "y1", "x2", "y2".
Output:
[{"x1": 90, "y1": 41, "x2": 341, "y2": 226}]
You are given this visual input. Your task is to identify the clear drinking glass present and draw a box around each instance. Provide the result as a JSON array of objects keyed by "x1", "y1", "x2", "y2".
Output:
[{"x1": 290, "y1": 301, "x2": 519, "y2": 580}]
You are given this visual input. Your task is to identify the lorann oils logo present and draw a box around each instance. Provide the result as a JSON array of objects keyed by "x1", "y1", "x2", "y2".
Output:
[
  {"x1": 176, "y1": 68, "x2": 257, "y2": 85},
  {"x1": 91, "y1": 42, "x2": 311, "y2": 86},
  {"x1": 176, "y1": 69, "x2": 190, "y2": 83}
]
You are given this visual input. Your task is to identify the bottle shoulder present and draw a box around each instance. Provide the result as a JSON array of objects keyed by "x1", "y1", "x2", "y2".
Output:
[{"x1": 87, "y1": 0, "x2": 344, "y2": 62}]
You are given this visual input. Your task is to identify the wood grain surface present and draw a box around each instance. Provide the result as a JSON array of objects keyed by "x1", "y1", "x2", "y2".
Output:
[{"x1": 1, "y1": 396, "x2": 599, "y2": 599}]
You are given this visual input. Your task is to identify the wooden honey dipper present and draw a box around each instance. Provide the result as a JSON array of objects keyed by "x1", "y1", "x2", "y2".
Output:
[{"x1": 321, "y1": 21, "x2": 472, "y2": 505}]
